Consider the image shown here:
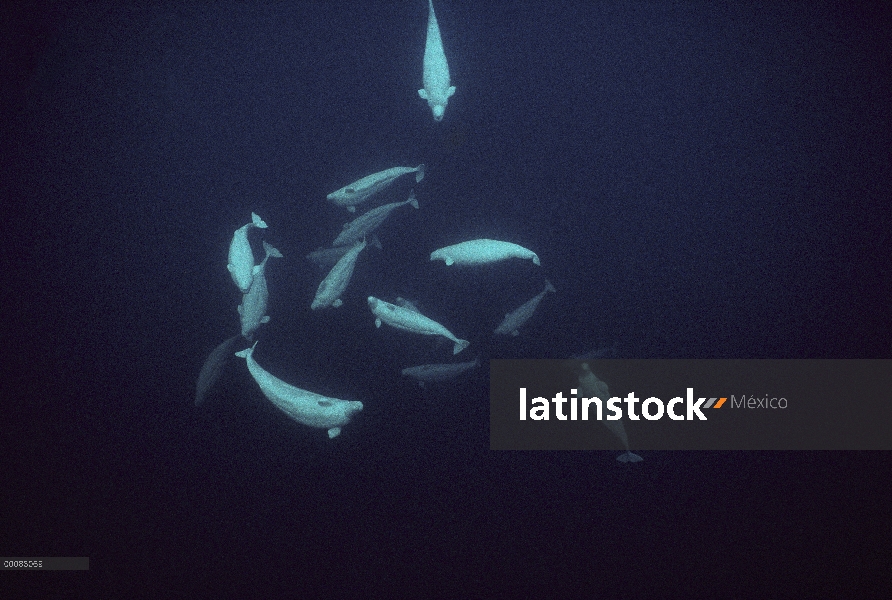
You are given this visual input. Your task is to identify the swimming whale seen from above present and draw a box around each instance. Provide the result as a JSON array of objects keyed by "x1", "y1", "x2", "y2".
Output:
[{"x1": 430, "y1": 239, "x2": 541, "y2": 267}]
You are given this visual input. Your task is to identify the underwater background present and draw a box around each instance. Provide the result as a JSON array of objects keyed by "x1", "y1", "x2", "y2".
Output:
[{"x1": 3, "y1": 1, "x2": 890, "y2": 597}]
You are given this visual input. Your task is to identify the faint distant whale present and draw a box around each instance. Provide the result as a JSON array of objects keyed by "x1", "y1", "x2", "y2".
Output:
[
  {"x1": 306, "y1": 235, "x2": 381, "y2": 269},
  {"x1": 368, "y1": 296, "x2": 469, "y2": 354},
  {"x1": 402, "y1": 357, "x2": 480, "y2": 387},
  {"x1": 394, "y1": 297, "x2": 422, "y2": 313},
  {"x1": 311, "y1": 238, "x2": 367, "y2": 310},
  {"x1": 195, "y1": 334, "x2": 240, "y2": 406},
  {"x1": 577, "y1": 362, "x2": 643, "y2": 463},
  {"x1": 495, "y1": 280, "x2": 556, "y2": 336},
  {"x1": 327, "y1": 165, "x2": 425, "y2": 212},
  {"x1": 418, "y1": 0, "x2": 456, "y2": 121},
  {"x1": 227, "y1": 212, "x2": 268, "y2": 293},
  {"x1": 430, "y1": 239, "x2": 540, "y2": 266},
  {"x1": 235, "y1": 342, "x2": 363, "y2": 439}
]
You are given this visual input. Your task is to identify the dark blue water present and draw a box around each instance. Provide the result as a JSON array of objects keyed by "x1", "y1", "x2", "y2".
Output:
[{"x1": 4, "y1": 1, "x2": 890, "y2": 596}]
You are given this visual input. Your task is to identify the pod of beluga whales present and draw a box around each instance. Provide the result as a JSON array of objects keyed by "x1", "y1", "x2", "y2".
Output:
[{"x1": 195, "y1": 0, "x2": 641, "y2": 461}]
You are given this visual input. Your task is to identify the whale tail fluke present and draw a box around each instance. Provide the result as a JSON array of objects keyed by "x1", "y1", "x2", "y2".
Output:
[
  {"x1": 235, "y1": 341, "x2": 259, "y2": 359},
  {"x1": 617, "y1": 451, "x2": 643, "y2": 463},
  {"x1": 453, "y1": 339, "x2": 470, "y2": 355},
  {"x1": 251, "y1": 212, "x2": 268, "y2": 229}
]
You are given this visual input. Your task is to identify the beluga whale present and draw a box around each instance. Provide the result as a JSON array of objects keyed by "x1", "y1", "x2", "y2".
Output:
[
  {"x1": 332, "y1": 191, "x2": 419, "y2": 247},
  {"x1": 577, "y1": 363, "x2": 643, "y2": 463},
  {"x1": 311, "y1": 238, "x2": 367, "y2": 310},
  {"x1": 195, "y1": 334, "x2": 241, "y2": 406},
  {"x1": 306, "y1": 235, "x2": 382, "y2": 269},
  {"x1": 494, "y1": 280, "x2": 556, "y2": 336},
  {"x1": 327, "y1": 165, "x2": 425, "y2": 213},
  {"x1": 239, "y1": 241, "x2": 283, "y2": 340},
  {"x1": 227, "y1": 212, "x2": 268, "y2": 293},
  {"x1": 430, "y1": 239, "x2": 541, "y2": 267},
  {"x1": 368, "y1": 296, "x2": 469, "y2": 354},
  {"x1": 418, "y1": 0, "x2": 455, "y2": 121},
  {"x1": 235, "y1": 342, "x2": 364, "y2": 439},
  {"x1": 402, "y1": 357, "x2": 481, "y2": 387}
]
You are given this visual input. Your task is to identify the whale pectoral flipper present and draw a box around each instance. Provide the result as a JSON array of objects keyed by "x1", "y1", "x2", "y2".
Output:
[{"x1": 328, "y1": 427, "x2": 342, "y2": 439}]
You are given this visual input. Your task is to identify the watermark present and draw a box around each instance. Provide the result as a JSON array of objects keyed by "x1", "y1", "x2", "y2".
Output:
[
  {"x1": 519, "y1": 389, "x2": 789, "y2": 422},
  {"x1": 490, "y1": 359, "x2": 890, "y2": 451},
  {"x1": 1, "y1": 557, "x2": 89, "y2": 570}
]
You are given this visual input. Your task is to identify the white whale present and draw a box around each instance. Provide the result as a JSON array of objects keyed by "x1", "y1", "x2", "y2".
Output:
[
  {"x1": 311, "y1": 238, "x2": 367, "y2": 310},
  {"x1": 306, "y1": 245, "x2": 351, "y2": 270},
  {"x1": 195, "y1": 334, "x2": 240, "y2": 406},
  {"x1": 306, "y1": 235, "x2": 381, "y2": 269},
  {"x1": 333, "y1": 192, "x2": 419, "y2": 247},
  {"x1": 394, "y1": 297, "x2": 422, "y2": 313},
  {"x1": 235, "y1": 342, "x2": 363, "y2": 439},
  {"x1": 227, "y1": 212, "x2": 268, "y2": 293},
  {"x1": 368, "y1": 296, "x2": 469, "y2": 354},
  {"x1": 327, "y1": 165, "x2": 425, "y2": 212},
  {"x1": 430, "y1": 239, "x2": 541, "y2": 266},
  {"x1": 402, "y1": 357, "x2": 480, "y2": 387},
  {"x1": 578, "y1": 363, "x2": 643, "y2": 463},
  {"x1": 495, "y1": 280, "x2": 556, "y2": 336},
  {"x1": 418, "y1": 0, "x2": 455, "y2": 121},
  {"x1": 239, "y1": 241, "x2": 283, "y2": 340}
]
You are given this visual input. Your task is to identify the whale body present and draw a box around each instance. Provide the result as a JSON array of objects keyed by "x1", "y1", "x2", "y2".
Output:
[
  {"x1": 495, "y1": 280, "x2": 556, "y2": 336},
  {"x1": 306, "y1": 235, "x2": 382, "y2": 269},
  {"x1": 311, "y1": 239, "x2": 367, "y2": 310},
  {"x1": 402, "y1": 357, "x2": 480, "y2": 387},
  {"x1": 227, "y1": 212, "x2": 268, "y2": 293},
  {"x1": 235, "y1": 342, "x2": 363, "y2": 438},
  {"x1": 394, "y1": 297, "x2": 422, "y2": 313},
  {"x1": 327, "y1": 165, "x2": 425, "y2": 212},
  {"x1": 578, "y1": 363, "x2": 643, "y2": 463},
  {"x1": 368, "y1": 296, "x2": 469, "y2": 354},
  {"x1": 333, "y1": 192, "x2": 419, "y2": 247},
  {"x1": 418, "y1": 0, "x2": 455, "y2": 121},
  {"x1": 430, "y1": 239, "x2": 541, "y2": 267},
  {"x1": 195, "y1": 335, "x2": 240, "y2": 406},
  {"x1": 239, "y1": 242, "x2": 283, "y2": 340},
  {"x1": 306, "y1": 245, "x2": 352, "y2": 270}
]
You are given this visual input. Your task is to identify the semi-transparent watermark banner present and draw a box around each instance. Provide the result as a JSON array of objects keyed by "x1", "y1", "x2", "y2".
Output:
[
  {"x1": 490, "y1": 360, "x2": 891, "y2": 450},
  {"x1": 1, "y1": 557, "x2": 89, "y2": 570}
]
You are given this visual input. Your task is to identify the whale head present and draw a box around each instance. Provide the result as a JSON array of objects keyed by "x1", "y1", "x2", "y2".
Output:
[{"x1": 432, "y1": 104, "x2": 445, "y2": 121}]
